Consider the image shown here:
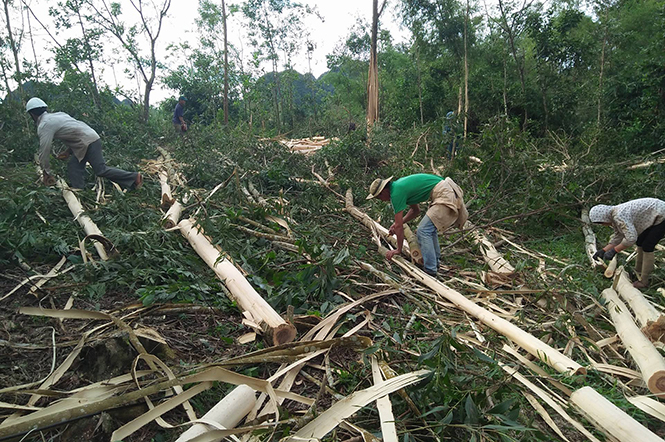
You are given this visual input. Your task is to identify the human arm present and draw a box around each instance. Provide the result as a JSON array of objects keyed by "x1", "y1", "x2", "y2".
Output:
[
  {"x1": 37, "y1": 124, "x2": 56, "y2": 175},
  {"x1": 386, "y1": 211, "x2": 405, "y2": 261}
]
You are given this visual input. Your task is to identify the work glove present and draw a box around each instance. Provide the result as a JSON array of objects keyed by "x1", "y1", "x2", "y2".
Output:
[
  {"x1": 592, "y1": 249, "x2": 605, "y2": 260},
  {"x1": 603, "y1": 248, "x2": 617, "y2": 261}
]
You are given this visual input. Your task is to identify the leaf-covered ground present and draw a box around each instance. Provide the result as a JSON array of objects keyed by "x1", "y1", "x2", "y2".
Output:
[{"x1": 2, "y1": 121, "x2": 665, "y2": 441}]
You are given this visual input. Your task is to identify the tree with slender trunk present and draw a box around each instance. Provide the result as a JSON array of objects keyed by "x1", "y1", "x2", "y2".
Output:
[
  {"x1": 242, "y1": 0, "x2": 318, "y2": 133},
  {"x1": 495, "y1": 0, "x2": 536, "y2": 128},
  {"x1": 366, "y1": 0, "x2": 386, "y2": 128},
  {"x1": 221, "y1": 0, "x2": 229, "y2": 125},
  {"x1": 83, "y1": 0, "x2": 171, "y2": 122},
  {"x1": 2, "y1": 0, "x2": 23, "y2": 93},
  {"x1": 463, "y1": 0, "x2": 469, "y2": 139}
]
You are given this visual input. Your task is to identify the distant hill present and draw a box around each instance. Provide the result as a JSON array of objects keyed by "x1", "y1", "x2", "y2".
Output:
[{"x1": 258, "y1": 69, "x2": 334, "y2": 107}]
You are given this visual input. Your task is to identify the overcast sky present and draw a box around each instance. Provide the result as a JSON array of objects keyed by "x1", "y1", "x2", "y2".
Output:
[
  {"x1": 20, "y1": 0, "x2": 407, "y2": 104},
  {"x1": 148, "y1": 0, "x2": 409, "y2": 102}
]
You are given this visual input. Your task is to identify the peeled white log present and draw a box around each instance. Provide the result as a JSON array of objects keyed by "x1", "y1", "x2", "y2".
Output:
[
  {"x1": 159, "y1": 171, "x2": 175, "y2": 209},
  {"x1": 601, "y1": 288, "x2": 665, "y2": 397},
  {"x1": 581, "y1": 208, "x2": 603, "y2": 267},
  {"x1": 464, "y1": 221, "x2": 515, "y2": 274},
  {"x1": 614, "y1": 269, "x2": 661, "y2": 327},
  {"x1": 344, "y1": 189, "x2": 413, "y2": 257},
  {"x1": 570, "y1": 386, "x2": 663, "y2": 442},
  {"x1": 346, "y1": 195, "x2": 583, "y2": 376},
  {"x1": 163, "y1": 201, "x2": 183, "y2": 229},
  {"x1": 399, "y1": 256, "x2": 584, "y2": 375},
  {"x1": 175, "y1": 385, "x2": 256, "y2": 442},
  {"x1": 58, "y1": 179, "x2": 108, "y2": 260},
  {"x1": 604, "y1": 256, "x2": 618, "y2": 278},
  {"x1": 178, "y1": 218, "x2": 296, "y2": 345},
  {"x1": 403, "y1": 225, "x2": 423, "y2": 265}
]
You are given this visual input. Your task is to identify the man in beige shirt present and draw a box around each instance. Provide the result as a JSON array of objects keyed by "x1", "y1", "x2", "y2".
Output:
[{"x1": 366, "y1": 173, "x2": 468, "y2": 276}]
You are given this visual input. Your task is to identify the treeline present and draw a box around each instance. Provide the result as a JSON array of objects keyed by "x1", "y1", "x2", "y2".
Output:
[{"x1": 0, "y1": 0, "x2": 663, "y2": 153}]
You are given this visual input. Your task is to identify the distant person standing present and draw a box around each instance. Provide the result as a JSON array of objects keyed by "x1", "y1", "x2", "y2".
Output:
[
  {"x1": 26, "y1": 97, "x2": 142, "y2": 190},
  {"x1": 173, "y1": 96, "x2": 187, "y2": 134}
]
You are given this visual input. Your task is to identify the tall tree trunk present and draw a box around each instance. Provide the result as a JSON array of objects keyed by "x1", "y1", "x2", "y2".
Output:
[
  {"x1": 2, "y1": 0, "x2": 22, "y2": 91},
  {"x1": 415, "y1": 41, "x2": 424, "y2": 125},
  {"x1": 272, "y1": 59, "x2": 281, "y2": 132},
  {"x1": 26, "y1": 4, "x2": 39, "y2": 80},
  {"x1": 497, "y1": 0, "x2": 527, "y2": 128},
  {"x1": 463, "y1": 0, "x2": 469, "y2": 139},
  {"x1": 222, "y1": 0, "x2": 229, "y2": 125},
  {"x1": 503, "y1": 52, "x2": 508, "y2": 115},
  {"x1": 76, "y1": 7, "x2": 100, "y2": 109},
  {"x1": 366, "y1": 0, "x2": 386, "y2": 128},
  {"x1": 597, "y1": 8, "x2": 609, "y2": 127}
]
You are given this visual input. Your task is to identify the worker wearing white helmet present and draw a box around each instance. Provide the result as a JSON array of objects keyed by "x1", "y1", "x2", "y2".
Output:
[{"x1": 26, "y1": 97, "x2": 142, "y2": 190}]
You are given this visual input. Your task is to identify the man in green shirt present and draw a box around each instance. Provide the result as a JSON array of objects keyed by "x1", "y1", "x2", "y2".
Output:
[{"x1": 367, "y1": 174, "x2": 468, "y2": 276}]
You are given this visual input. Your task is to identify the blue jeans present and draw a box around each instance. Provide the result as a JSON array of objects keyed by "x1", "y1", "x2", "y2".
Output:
[{"x1": 416, "y1": 215, "x2": 440, "y2": 275}]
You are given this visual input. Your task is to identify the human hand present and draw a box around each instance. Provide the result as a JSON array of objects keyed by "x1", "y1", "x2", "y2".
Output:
[
  {"x1": 43, "y1": 173, "x2": 56, "y2": 186},
  {"x1": 181, "y1": 123, "x2": 187, "y2": 132},
  {"x1": 593, "y1": 249, "x2": 605, "y2": 260},
  {"x1": 603, "y1": 248, "x2": 617, "y2": 261},
  {"x1": 386, "y1": 249, "x2": 400, "y2": 261},
  {"x1": 388, "y1": 223, "x2": 397, "y2": 236}
]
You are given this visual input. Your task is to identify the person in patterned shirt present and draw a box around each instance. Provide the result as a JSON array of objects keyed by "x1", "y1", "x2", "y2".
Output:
[{"x1": 590, "y1": 198, "x2": 665, "y2": 288}]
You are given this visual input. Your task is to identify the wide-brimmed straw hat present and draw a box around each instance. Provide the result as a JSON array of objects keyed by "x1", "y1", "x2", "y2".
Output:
[{"x1": 366, "y1": 176, "x2": 393, "y2": 200}]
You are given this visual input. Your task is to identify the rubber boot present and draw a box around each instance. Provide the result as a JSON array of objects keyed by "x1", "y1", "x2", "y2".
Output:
[
  {"x1": 633, "y1": 251, "x2": 655, "y2": 289},
  {"x1": 635, "y1": 246, "x2": 644, "y2": 280}
]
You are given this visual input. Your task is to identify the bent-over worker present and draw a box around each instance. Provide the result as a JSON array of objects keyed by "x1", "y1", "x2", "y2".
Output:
[
  {"x1": 590, "y1": 198, "x2": 665, "y2": 288},
  {"x1": 366, "y1": 173, "x2": 468, "y2": 276},
  {"x1": 26, "y1": 97, "x2": 142, "y2": 190}
]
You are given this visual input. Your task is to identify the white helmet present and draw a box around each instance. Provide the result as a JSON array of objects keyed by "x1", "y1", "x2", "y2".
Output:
[{"x1": 26, "y1": 97, "x2": 47, "y2": 112}]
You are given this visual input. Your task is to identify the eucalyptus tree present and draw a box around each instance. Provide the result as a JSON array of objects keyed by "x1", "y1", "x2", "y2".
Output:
[
  {"x1": 491, "y1": 0, "x2": 540, "y2": 128},
  {"x1": 241, "y1": 0, "x2": 319, "y2": 132},
  {"x1": 399, "y1": 0, "x2": 470, "y2": 121},
  {"x1": 49, "y1": 0, "x2": 104, "y2": 108},
  {"x1": 599, "y1": 0, "x2": 665, "y2": 151},
  {"x1": 525, "y1": 6, "x2": 596, "y2": 133},
  {"x1": 367, "y1": 0, "x2": 386, "y2": 128},
  {"x1": 323, "y1": 19, "x2": 371, "y2": 127},
  {"x1": 82, "y1": 0, "x2": 172, "y2": 122},
  {"x1": 196, "y1": 0, "x2": 232, "y2": 125},
  {"x1": 1, "y1": 0, "x2": 23, "y2": 93}
]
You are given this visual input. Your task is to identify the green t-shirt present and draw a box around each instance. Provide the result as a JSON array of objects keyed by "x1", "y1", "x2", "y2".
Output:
[{"x1": 390, "y1": 174, "x2": 444, "y2": 214}]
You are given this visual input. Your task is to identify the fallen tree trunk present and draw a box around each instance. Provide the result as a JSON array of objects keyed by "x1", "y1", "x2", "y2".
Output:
[
  {"x1": 175, "y1": 384, "x2": 256, "y2": 442},
  {"x1": 614, "y1": 268, "x2": 664, "y2": 342},
  {"x1": 344, "y1": 189, "x2": 413, "y2": 259},
  {"x1": 58, "y1": 179, "x2": 108, "y2": 261},
  {"x1": 178, "y1": 218, "x2": 296, "y2": 346},
  {"x1": 581, "y1": 208, "x2": 603, "y2": 267},
  {"x1": 163, "y1": 201, "x2": 183, "y2": 229},
  {"x1": 345, "y1": 193, "x2": 584, "y2": 376},
  {"x1": 403, "y1": 225, "x2": 423, "y2": 265},
  {"x1": 159, "y1": 171, "x2": 176, "y2": 210},
  {"x1": 570, "y1": 386, "x2": 663, "y2": 442},
  {"x1": 601, "y1": 288, "x2": 665, "y2": 396},
  {"x1": 464, "y1": 221, "x2": 515, "y2": 274},
  {"x1": 395, "y1": 253, "x2": 584, "y2": 375}
]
